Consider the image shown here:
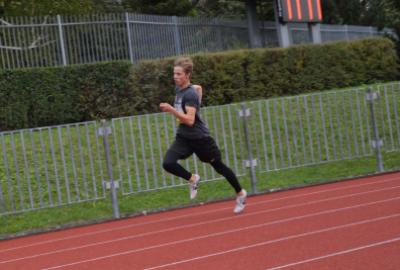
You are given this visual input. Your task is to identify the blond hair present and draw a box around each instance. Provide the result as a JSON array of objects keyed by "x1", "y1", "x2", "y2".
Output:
[{"x1": 174, "y1": 57, "x2": 193, "y2": 78}]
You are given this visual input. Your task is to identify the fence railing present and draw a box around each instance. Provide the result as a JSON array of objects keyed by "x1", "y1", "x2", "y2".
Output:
[
  {"x1": 0, "y1": 82, "x2": 399, "y2": 216},
  {"x1": 0, "y1": 13, "x2": 393, "y2": 69}
]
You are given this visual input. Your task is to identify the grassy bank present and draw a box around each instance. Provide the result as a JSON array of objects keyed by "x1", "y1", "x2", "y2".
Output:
[{"x1": 1, "y1": 151, "x2": 399, "y2": 239}]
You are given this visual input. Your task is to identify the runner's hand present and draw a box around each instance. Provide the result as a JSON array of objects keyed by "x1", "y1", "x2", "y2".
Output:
[{"x1": 159, "y1": 103, "x2": 173, "y2": 112}]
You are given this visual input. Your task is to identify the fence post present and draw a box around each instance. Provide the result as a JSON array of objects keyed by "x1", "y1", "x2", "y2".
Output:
[
  {"x1": 172, "y1": 16, "x2": 182, "y2": 55},
  {"x1": 215, "y1": 18, "x2": 224, "y2": 51},
  {"x1": 344, "y1": 24, "x2": 350, "y2": 41},
  {"x1": 273, "y1": 0, "x2": 290, "y2": 48},
  {"x1": 369, "y1": 26, "x2": 375, "y2": 37},
  {"x1": 99, "y1": 120, "x2": 120, "y2": 218},
  {"x1": 239, "y1": 104, "x2": 257, "y2": 194},
  {"x1": 309, "y1": 23, "x2": 322, "y2": 44},
  {"x1": 246, "y1": 0, "x2": 262, "y2": 48},
  {"x1": 56, "y1": 15, "x2": 67, "y2": 66},
  {"x1": 125, "y1": 12, "x2": 134, "y2": 63},
  {"x1": 366, "y1": 87, "x2": 384, "y2": 172}
]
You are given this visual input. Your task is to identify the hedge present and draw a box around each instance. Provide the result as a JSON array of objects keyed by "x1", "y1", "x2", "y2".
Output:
[
  {"x1": 0, "y1": 37, "x2": 398, "y2": 130},
  {"x1": 0, "y1": 62, "x2": 134, "y2": 130}
]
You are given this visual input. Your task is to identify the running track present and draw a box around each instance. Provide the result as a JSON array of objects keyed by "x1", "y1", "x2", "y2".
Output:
[{"x1": 1, "y1": 172, "x2": 399, "y2": 270}]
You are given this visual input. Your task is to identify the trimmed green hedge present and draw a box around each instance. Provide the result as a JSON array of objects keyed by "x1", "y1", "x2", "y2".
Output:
[
  {"x1": 0, "y1": 62, "x2": 134, "y2": 130},
  {"x1": 0, "y1": 38, "x2": 398, "y2": 130},
  {"x1": 127, "y1": 37, "x2": 400, "y2": 111}
]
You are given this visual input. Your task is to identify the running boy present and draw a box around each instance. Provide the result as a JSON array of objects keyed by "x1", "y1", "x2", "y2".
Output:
[{"x1": 159, "y1": 57, "x2": 247, "y2": 213}]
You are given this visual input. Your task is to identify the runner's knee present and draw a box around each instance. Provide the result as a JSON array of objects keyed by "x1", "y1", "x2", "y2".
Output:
[
  {"x1": 162, "y1": 159, "x2": 176, "y2": 172},
  {"x1": 210, "y1": 159, "x2": 225, "y2": 174}
]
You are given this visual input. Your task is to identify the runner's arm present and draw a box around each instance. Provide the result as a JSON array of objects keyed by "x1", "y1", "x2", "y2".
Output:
[{"x1": 159, "y1": 103, "x2": 196, "y2": 127}]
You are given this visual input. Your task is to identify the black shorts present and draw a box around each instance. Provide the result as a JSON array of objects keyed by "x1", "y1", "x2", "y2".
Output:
[{"x1": 167, "y1": 134, "x2": 221, "y2": 163}]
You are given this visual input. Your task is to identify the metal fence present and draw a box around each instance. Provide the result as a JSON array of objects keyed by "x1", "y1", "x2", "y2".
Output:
[
  {"x1": 288, "y1": 23, "x2": 391, "y2": 45},
  {"x1": 0, "y1": 13, "x2": 393, "y2": 69},
  {"x1": 0, "y1": 121, "x2": 108, "y2": 215},
  {"x1": 0, "y1": 82, "x2": 399, "y2": 216}
]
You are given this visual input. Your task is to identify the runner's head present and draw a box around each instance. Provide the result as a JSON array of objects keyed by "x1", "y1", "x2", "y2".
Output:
[{"x1": 174, "y1": 57, "x2": 193, "y2": 88}]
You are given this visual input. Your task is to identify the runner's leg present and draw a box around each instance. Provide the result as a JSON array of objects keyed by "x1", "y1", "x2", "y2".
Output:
[
  {"x1": 162, "y1": 149, "x2": 192, "y2": 181},
  {"x1": 210, "y1": 159, "x2": 242, "y2": 193}
]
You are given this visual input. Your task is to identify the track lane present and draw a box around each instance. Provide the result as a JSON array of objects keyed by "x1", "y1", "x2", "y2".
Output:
[
  {"x1": 6, "y1": 194, "x2": 397, "y2": 269},
  {"x1": 1, "y1": 174, "x2": 398, "y2": 256}
]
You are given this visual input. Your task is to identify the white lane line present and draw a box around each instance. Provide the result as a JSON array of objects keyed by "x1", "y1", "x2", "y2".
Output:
[
  {"x1": 1, "y1": 175, "x2": 398, "y2": 254},
  {"x1": 142, "y1": 215, "x2": 400, "y2": 270},
  {"x1": 1, "y1": 186, "x2": 399, "y2": 265},
  {"x1": 265, "y1": 237, "x2": 400, "y2": 270},
  {"x1": 36, "y1": 198, "x2": 400, "y2": 270}
]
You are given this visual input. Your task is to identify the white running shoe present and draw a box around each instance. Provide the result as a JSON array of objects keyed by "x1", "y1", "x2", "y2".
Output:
[
  {"x1": 189, "y1": 174, "x2": 201, "y2": 199},
  {"x1": 233, "y1": 189, "x2": 247, "y2": 214}
]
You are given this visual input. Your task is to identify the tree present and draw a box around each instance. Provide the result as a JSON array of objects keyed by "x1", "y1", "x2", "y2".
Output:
[
  {"x1": 321, "y1": 0, "x2": 364, "y2": 25},
  {"x1": 194, "y1": 0, "x2": 246, "y2": 18},
  {"x1": 320, "y1": 0, "x2": 399, "y2": 55},
  {"x1": 377, "y1": 0, "x2": 400, "y2": 55},
  {"x1": 92, "y1": 0, "x2": 125, "y2": 13},
  {"x1": 122, "y1": 0, "x2": 198, "y2": 16},
  {"x1": 0, "y1": 0, "x2": 97, "y2": 16}
]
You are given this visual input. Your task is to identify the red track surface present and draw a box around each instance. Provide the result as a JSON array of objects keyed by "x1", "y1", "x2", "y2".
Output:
[{"x1": 1, "y1": 172, "x2": 399, "y2": 270}]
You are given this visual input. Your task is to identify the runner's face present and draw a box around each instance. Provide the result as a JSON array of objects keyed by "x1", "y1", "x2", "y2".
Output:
[{"x1": 174, "y1": 66, "x2": 190, "y2": 88}]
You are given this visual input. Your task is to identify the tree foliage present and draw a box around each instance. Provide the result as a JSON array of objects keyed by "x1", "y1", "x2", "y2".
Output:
[
  {"x1": 0, "y1": 0, "x2": 96, "y2": 16},
  {"x1": 0, "y1": 0, "x2": 199, "y2": 16},
  {"x1": 194, "y1": 0, "x2": 246, "y2": 18},
  {"x1": 321, "y1": 0, "x2": 398, "y2": 27},
  {"x1": 122, "y1": 0, "x2": 197, "y2": 16}
]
